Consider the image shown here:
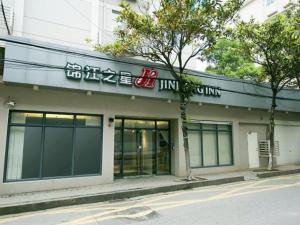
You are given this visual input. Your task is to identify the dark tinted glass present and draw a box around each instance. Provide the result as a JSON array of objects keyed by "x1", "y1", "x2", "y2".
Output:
[
  {"x1": 74, "y1": 128, "x2": 101, "y2": 175},
  {"x1": 187, "y1": 123, "x2": 201, "y2": 130},
  {"x1": 21, "y1": 127, "x2": 43, "y2": 179},
  {"x1": 114, "y1": 129, "x2": 122, "y2": 177},
  {"x1": 202, "y1": 124, "x2": 217, "y2": 130},
  {"x1": 218, "y1": 124, "x2": 231, "y2": 130},
  {"x1": 42, "y1": 127, "x2": 73, "y2": 177},
  {"x1": 157, "y1": 130, "x2": 170, "y2": 174},
  {"x1": 45, "y1": 114, "x2": 74, "y2": 126}
]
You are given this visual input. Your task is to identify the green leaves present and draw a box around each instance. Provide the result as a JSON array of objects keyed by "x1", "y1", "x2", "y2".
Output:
[
  {"x1": 94, "y1": 0, "x2": 243, "y2": 73},
  {"x1": 235, "y1": 3, "x2": 300, "y2": 90},
  {"x1": 178, "y1": 75, "x2": 202, "y2": 101},
  {"x1": 94, "y1": 0, "x2": 243, "y2": 99},
  {"x1": 205, "y1": 38, "x2": 262, "y2": 79}
]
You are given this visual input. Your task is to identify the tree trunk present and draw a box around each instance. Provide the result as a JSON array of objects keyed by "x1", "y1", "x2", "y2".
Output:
[
  {"x1": 268, "y1": 92, "x2": 277, "y2": 170},
  {"x1": 179, "y1": 93, "x2": 192, "y2": 180}
]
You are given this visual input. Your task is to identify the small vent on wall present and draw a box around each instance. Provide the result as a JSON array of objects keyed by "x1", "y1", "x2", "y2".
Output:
[{"x1": 258, "y1": 140, "x2": 280, "y2": 157}]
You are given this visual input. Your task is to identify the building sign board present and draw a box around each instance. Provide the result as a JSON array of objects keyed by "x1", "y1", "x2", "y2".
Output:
[{"x1": 65, "y1": 62, "x2": 221, "y2": 97}]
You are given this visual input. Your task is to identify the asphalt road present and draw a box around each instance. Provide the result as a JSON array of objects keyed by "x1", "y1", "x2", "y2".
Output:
[{"x1": 0, "y1": 174, "x2": 300, "y2": 225}]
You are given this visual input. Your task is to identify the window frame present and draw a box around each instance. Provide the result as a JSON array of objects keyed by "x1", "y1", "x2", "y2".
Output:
[
  {"x1": 4, "y1": 110, "x2": 103, "y2": 183},
  {"x1": 187, "y1": 122, "x2": 234, "y2": 168},
  {"x1": 266, "y1": 0, "x2": 275, "y2": 6}
]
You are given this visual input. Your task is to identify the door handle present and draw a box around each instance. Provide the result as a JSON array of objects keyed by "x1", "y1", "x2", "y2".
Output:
[{"x1": 137, "y1": 145, "x2": 142, "y2": 150}]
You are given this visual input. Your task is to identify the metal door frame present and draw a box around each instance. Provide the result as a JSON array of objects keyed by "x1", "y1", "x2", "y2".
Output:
[{"x1": 114, "y1": 118, "x2": 171, "y2": 178}]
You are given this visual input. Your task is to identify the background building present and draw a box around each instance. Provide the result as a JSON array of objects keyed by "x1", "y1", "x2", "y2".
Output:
[
  {"x1": 0, "y1": 0, "x2": 206, "y2": 71},
  {"x1": 0, "y1": 0, "x2": 297, "y2": 73},
  {"x1": 239, "y1": 0, "x2": 297, "y2": 22}
]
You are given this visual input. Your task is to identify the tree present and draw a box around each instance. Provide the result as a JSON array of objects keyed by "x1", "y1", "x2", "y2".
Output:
[
  {"x1": 94, "y1": 0, "x2": 244, "y2": 180},
  {"x1": 235, "y1": 3, "x2": 300, "y2": 170},
  {"x1": 205, "y1": 38, "x2": 262, "y2": 79}
]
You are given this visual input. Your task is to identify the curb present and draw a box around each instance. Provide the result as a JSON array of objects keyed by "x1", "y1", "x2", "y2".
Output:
[
  {"x1": 0, "y1": 176, "x2": 244, "y2": 216},
  {"x1": 256, "y1": 169, "x2": 300, "y2": 178}
]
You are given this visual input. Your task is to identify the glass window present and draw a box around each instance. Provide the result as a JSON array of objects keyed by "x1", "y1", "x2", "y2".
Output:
[
  {"x1": 124, "y1": 119, "x2": 155, "y2": 129},
  {"x1": 11, "y1": 112, "x2": 43, "y2": 125},
  {"x1": 74, "y1": 128, "x2": 101, "y2": 175},
  {"x1": 187, "y1": 123, "x2": 201, "y2": 130},
  {"x1": 45, "y1": 114, "x2": 74, "y2": 126},
  {"x1": 42, "y1": 127, "x2": 73, "y2": 177},
  {"x1": 6, "y1": 126, "x2": 43, "y2": 180},
  {"x1": 266, "y1": 0, "x2": 274, "y2": 6},
  {"x1": 5, "y1": 111, "x2": 103, "y2": 181},
  {"x1": 157, "y1": 130, "x2": 170, "y2": 174},
  {"x1": 188, "y1": 131, "x2": 202, "y2": 167},
  {"x1": 218, "y1": 132, "x2": 232, "y2": 165},
  {"x1": 114, "y1": 119, "x2": 122, "y2": 128},
  {"x1": 202, "y1": 124, "x2": 217, "y2": 130},
  {"x1": 202, "y1": 131, "x2": 218, "y2": 166},
  {"x1": 157, "y1": 121, "x2": 169, "y2": 129},
  {"x1": 218, "y1": 124, "x2": 231, "y2": 131},
  {"x1": 76, "y1": 115, "x2": 101, "y2": 127},
  {"x1": 6, "y1": 127, "x2": 26, "y2": 180},
  {"x1": 114, "y1": 129, "x2": 122, "y2": 177},
  {"x1": 21, "y1": 127, "x2": 43, "y2": 179},
  {"x1": 111, "y1": 10, "x2": 120, "y2": 31},
  {"x1": 187, "y1": 122, "x2": 233, "y2": 168}
]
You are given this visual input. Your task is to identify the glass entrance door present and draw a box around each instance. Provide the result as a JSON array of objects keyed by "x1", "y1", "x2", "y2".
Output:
[
  {"x1": 123, "y1": 129, "x2": 154, "y2": 176},
  {"x1": 139, "y1": 129, "x2": 155, "y2": 175},
  {"x1": 114, "y1": 119, "x2": 171, "y2": 178}
]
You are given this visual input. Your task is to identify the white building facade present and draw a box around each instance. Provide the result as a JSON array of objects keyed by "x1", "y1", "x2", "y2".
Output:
[
  {"x1": 0, "y1": 0, "x2": 297, "y2": 72},
  {"x1": 0, "y1": 1, "x2": 299, "y2": 195},
  {"x1": 238, "y1": 0, "x2": 297, "y2": 22},
  {"x1": 0, "y1": 0, "x2": 206, "y2": 71},
  {"x1": 0, "y1": 36, "x2": 299, "y2": 195}
]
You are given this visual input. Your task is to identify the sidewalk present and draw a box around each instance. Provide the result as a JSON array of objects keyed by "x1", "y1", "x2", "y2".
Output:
[{"x1": 0, "y1": 164, "x2": 299, "y2": 216}]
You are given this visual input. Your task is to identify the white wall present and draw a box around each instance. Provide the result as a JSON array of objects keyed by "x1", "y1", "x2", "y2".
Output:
[
  {"x1": 239, "y1": 0, "x2": 297, "y2": 22},
  {"x1": 9, "y1": 0, "x2": 126, "y2": 49},
  {"x1": 1, "y1": 83, "x2": 300, "y2": 194},
  {"x1": 239, "y1": 0, "x2": 265, "y2": 22},
  {"x1": 275, "y1": 121, "x2": 300, "y2": 165},
  {"x1": 6, "y1": 0, "x2": 298, "y2": 73},
  {"x1": 5, "y1": 0, "x2": 208, "y2": 71},
  {"x1": 238, "y1": 123, "x2": 268, "y2": 168}
]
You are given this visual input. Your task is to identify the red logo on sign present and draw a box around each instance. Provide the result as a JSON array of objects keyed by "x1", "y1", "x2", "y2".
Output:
[{"x1": 134, "y1": 68, "x2": 158, "y2": 89}]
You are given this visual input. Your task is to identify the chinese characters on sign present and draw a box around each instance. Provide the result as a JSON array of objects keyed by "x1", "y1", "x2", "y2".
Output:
[
  {"x1": 66, "y1": 62, "x2": 142, "y2": 87},
  {"x1": 65, "y1": 62, "x2": 221, "y2": 97}
]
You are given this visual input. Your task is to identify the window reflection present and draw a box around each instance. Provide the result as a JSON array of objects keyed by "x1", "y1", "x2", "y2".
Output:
[
  {"x1": 76, "y1": 115, "x2": 101, "y2": 127},
  {"x1": 5, "y1": 111, "x2": 103, "y2": 181},
  {"x1": 124, "y1": 119, "x2": 155, "y2": 129},
  {"x1": 11, "y1": 112, "x2": 43, "y2": 125},
  {"x1": 45, "y1": 114, "x2": 74, "y2": 126}
]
